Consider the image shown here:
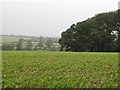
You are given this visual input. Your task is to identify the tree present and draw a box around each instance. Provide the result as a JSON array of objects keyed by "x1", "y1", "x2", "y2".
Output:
[
  {"x1": 117, "y1": 9, "x2": 120, "y2": 51},
  {"x1": 2, "y1": 43, "x2": 15, "y2": 50},
  {"x1": 46, "y1": 38, "x2": 53, "y2": 49},
  {"x1": 59, "y1": 10, "x2": 119, "y2": 52},
  {"x1": 26, "y1": 39, "x2": 32, "y2": 50},
  {"x1": 16, "y1": 39, "x2": 24, "y2": 50},
  {"x1": 37, "y1": 36, "x2": 43, "y2": 50}
]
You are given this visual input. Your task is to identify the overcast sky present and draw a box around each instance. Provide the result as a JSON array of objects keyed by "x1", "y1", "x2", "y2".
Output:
[{"x1": 1, "y1": 0, "x2": 119, "y2": 37}]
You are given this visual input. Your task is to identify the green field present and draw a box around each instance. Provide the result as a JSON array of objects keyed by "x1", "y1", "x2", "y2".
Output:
[{"x1": 2, "y1": 51, "x2": 118, "y2": 88}]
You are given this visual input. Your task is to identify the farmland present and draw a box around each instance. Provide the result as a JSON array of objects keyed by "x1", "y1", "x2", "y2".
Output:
[{"x1": 2, "y1": 51, "x2": 119, "y2": 88}]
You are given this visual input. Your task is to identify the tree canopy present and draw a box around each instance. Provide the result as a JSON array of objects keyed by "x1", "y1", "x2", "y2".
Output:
[{"x1": 59, "y1": 10, "x2": 119, "y2": 52}]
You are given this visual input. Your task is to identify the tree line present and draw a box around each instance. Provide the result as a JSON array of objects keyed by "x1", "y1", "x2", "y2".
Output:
[
  {"x1": 59, "y1": 10, "x2": 120, "y2": 52},
  {"x1": 1, "y1": 37, "x2": 60, "y2": 51}
]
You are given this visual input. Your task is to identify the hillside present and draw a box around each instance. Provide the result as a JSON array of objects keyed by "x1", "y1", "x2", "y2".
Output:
[
  {"x1": 0, "y1": 35, "x2": 60, "y2": 51},
  {"x1": 0, "y1": 35, "x2": 59, "y2": 44}
]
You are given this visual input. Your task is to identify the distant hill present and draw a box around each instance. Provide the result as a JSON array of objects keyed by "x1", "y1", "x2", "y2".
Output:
[
  {"x1": 0, "y1": 35, "x2": 60, "y2": 51},
  {"x1": 0, "y1": 35, "x2": 31, "y2": 44},
  {"x1": 0, "y1": 35, "x2": 59, "y2": 44}
]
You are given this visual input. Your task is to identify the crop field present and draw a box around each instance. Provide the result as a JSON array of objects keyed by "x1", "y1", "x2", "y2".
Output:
[{"x1": 2, "y1": 51, "x2": 119, "y2": 88}]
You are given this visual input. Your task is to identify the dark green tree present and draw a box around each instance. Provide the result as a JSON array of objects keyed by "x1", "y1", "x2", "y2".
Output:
[{"x1": 59, "y1": 10, "x2": 119, "y2": 52}]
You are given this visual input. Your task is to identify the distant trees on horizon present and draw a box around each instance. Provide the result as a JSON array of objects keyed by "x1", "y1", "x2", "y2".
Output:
[{"x1": 1, "y1": 36, "x2": 60, "y2": 51}]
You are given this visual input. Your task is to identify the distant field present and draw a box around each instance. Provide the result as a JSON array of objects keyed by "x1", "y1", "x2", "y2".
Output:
[
  {"x1": 0, "y1": 36, "x2": 21, "y2": 44},
  {"x1": 2, "y1": 51, "x2": 118, "y2": 88},
  {"x1": 0, "y1": 35, "x2": 34, "y2": 44}
]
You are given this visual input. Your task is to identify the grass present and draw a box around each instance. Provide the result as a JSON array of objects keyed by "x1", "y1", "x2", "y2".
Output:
[{"x1": 2, "y1": 51, "x2": 118, "y2": 88}]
